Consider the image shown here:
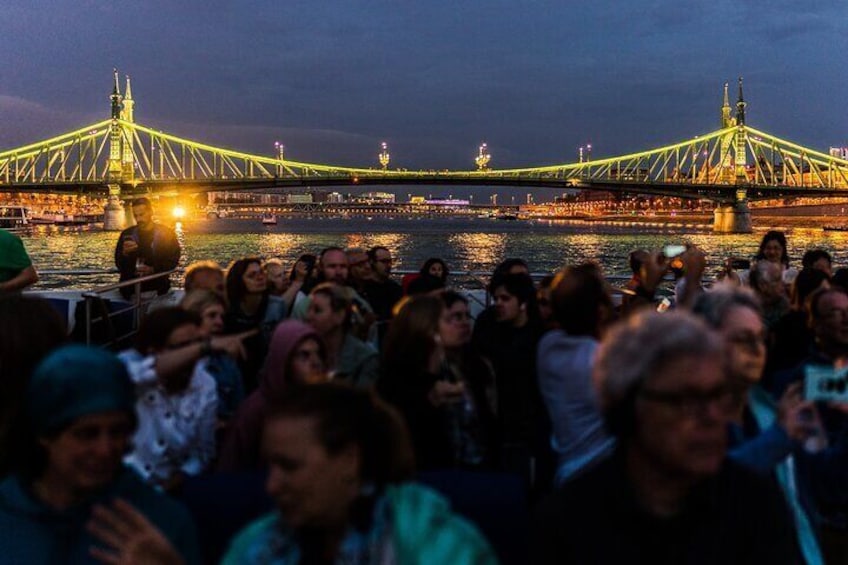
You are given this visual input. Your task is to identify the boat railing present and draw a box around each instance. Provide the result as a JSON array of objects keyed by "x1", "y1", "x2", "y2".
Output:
[
  {"x1": 32, "y1": 267, "x2": 679, "y2": 349},
  {"x1": 388, "y1": 270, "x2": 654, "y2": 309},
  {"x1": 78, "y1": 270, "x2": 177, "y2": 348}
]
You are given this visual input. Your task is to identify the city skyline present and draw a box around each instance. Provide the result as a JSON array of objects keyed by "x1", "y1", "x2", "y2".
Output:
[{"x1": 2, "y1": 1, "x2": 847, "y2": 173}]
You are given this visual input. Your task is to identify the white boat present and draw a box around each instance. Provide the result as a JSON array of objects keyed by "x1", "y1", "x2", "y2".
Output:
[
  {"x1": 0, "y1": 205, "x2": 30, "y2": 228},
  {"x1": 29, "y1": 213, "x2": 60, "y2": 225},
  {"x1": 261, "y1": 215, "x2": 278, "y2": 225}
]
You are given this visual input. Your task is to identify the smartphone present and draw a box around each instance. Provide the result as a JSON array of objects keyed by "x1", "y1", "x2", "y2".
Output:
[
  {"x1": 729, "y1": 258, "x2": 751, "y2": 271},
  {"x1": 662, "y1": 245, "x2": 687, "y2": 258},
  {"x1": 804, "y1": 365, "x2": 848, "y2": 403}
]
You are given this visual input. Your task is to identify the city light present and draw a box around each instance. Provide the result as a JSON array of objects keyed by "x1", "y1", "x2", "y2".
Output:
[{"x1": 172, "y1": 205, "x2": 186, "y2": 219}]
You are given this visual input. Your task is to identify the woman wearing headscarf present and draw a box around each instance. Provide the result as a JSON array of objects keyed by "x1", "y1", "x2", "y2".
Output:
[
  {"x1": 217, "y1": 320, "x2": 328, "y2": 472},
  {"x1": 0, "y1": 345, "x2": 200, "y2": 564}
]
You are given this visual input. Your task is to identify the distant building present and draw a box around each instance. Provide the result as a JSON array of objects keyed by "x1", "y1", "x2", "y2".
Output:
[
  {"x1": 830, "y1": 147, "x2": 848, "y2": 160},
  {"x1": 326, "y1": 192, "x2": 344, "y2": 203},
  {"x1": 409, "y1": 196, "x2": 426, "y2": 205},
  {"x1": 355, "y1": 192, "x2": 395, "y2": 204},
  {"x1": 425, "y1": 198, "x2": 470, "y2": 206},
  {"x1": 287, "y1": 194, "x2": 313, "y2": 204}
]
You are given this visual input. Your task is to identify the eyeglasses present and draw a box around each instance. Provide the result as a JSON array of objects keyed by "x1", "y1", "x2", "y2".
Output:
[
  {"x1": 444, "y1": 311, "x2": 472, "y2": 324},
  {"x1": 726, "y1": 331, "x2": 767, "y2": 352},
  {"x1": 638, "y1": 385, "x2": 738, "y2": 418},
  {"x1": 821, "y1": 307, "x2": 848, "y2": 322}
]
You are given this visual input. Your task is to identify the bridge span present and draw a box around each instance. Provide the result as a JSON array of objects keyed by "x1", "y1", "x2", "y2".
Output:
[{"x1": 2, "y1": 75, "x2": 848, "y2": 233}]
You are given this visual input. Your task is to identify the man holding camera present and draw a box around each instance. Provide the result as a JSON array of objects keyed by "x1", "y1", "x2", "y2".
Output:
[{"x1": 114, "y1": 198, "x2": 181, "y2": 299}]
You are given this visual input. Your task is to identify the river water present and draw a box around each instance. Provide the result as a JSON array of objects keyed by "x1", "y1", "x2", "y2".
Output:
[{"x1": 19, "y1": 216, "x2": 848, "y2": 290}]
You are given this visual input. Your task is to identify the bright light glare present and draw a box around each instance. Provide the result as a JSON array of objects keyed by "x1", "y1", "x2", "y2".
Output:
[{"x1": 172, "y1": 206, "x2": 186, "y2": 219}]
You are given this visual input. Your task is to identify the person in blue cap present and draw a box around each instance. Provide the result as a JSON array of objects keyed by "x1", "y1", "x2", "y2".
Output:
[{"x1": 0, "y1": 344, "x2": 200, "y2": 564}]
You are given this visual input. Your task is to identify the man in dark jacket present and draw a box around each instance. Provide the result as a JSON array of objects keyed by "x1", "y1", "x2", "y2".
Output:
[{"x1": 114, "y1": 197, "x2": 180, "y2": 298}]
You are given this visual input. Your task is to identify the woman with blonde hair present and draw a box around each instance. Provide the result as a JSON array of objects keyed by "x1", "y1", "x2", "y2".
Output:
[
  {"x1": 305, "y1": 282, "x2": 379, "y2": 386},
  {"x1": 181, "y1": 289, "x2": 245, "y2": 422}
]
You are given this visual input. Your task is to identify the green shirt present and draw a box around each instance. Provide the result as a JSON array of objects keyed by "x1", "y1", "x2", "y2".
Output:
[{"x1": 0, "y1": 229, "x2": 32, "y2": 283}]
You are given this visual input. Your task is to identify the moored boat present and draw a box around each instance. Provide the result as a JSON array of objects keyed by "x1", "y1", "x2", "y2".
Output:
[{"x1": 0, "y1": 205, "x2": 30, "y2": 228}]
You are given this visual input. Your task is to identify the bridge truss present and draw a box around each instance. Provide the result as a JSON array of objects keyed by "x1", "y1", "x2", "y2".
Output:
[{"x1": 2, "y1": 119, "x2": 848, "y2": 201}]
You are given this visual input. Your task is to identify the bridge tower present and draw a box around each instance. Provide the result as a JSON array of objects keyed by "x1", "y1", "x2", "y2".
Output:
[
  {"x1": 734, "y1": 77, "x2": 747, "y2": 181},
  {"x1": 107, "y1": 69, "x2": 123, "y2": 182},
  {"x1": 714, "y1": 77, "x2": 752, "y2": 233},
  {"x1": 104, "y1": 69, "x2": 126, "y2": 230},
  {"x1": 719, "y1": 82, "x2": 736, "y2": 184},
  {"x1": 120, "y1": 75, "x2": 135, "y2": 183}
]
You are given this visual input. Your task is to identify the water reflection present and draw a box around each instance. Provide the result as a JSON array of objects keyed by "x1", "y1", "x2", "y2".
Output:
[
  {"x1": 20, "y1": 217, "x2": 848, "y2": 289},
  {"x1": 259, "y1": 234, "x2": 313, "y2": 264},
  {"x1": 448, "y1": 233, "x2": 507, "y2": 272}
]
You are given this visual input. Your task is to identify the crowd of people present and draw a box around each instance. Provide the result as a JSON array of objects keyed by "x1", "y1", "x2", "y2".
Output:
[{"x1": 3, "y1": 199, "x2": 848, "y2": 563}]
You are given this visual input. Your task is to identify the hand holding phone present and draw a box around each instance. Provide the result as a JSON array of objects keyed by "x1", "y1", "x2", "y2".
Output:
[
  {"x1": 662, "y1": 245, "x2": 687, "y2": 259},
  {"x1": 122, "y1": 237, "x2": 139, "y2": 257},
  {"x1": 727, "y1": 258, "x2": 751, "y2": 271},
  {"x1": 804, "y1": 365, "x2": 848, "y2": 403}
]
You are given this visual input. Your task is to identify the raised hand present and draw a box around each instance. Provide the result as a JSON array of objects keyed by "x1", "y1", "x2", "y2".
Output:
[
  {"x1": 88, "y1": 499, "x2": 183, "y2": 565},
  {"x1": 211, "y1": 328, "x2": 259, "y2": 360}
]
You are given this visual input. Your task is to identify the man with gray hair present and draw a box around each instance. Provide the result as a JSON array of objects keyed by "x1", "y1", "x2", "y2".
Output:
[{"x1": 534, "y1": 310, "x2": 796, "y2": 563}]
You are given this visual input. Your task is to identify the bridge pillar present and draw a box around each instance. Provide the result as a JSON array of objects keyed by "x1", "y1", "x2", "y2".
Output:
[
  {"x1": 712, "y1": 190, "x2": 752, "y2": 233},
  {"x1": 103, "y1": 184, "x2": 126, "y2": 231}
]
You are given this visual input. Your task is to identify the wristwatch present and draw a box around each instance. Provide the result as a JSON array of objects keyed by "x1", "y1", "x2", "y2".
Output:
[{"x1": 199, "y1": 337, "x2": 214, "y2": 357}]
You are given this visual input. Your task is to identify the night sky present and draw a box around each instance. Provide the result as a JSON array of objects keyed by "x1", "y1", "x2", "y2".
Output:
[{"x1": 3, "y1": 0, "x2": 847, "y2": 177}]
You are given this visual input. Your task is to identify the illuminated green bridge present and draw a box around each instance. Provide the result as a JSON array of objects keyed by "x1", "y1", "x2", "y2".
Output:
[{"x1": 2, "y1": 75, "x2": 847, "y2": 232}]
